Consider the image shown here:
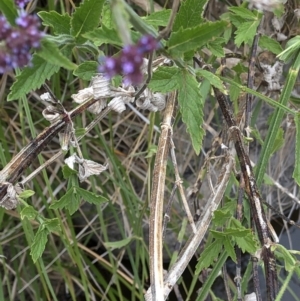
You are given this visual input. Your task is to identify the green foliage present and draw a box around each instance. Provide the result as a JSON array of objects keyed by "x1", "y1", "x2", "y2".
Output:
[
  {"x1": 50, "y1": 186, "x2": 108, "y2": 215},
  {"x1": 172, "y1": 0, "x2": 208, "y2": 31},
  {"x1": 143, "y1": 9, "x2": 171, "y2": 26},
  {"x1": 177, "y1": 70, "x2": 205, "y2": 155},
  {"x1": 70, "y1": 0, "x2": 104, "y2": 43},
  {"x1": 168, "y1": 21, "x2": 227, "y2": 54},
  {"x1": 0, "y1": 0, "x2": 17, "y2": 25},
  {"x1": 1, "y1": 0, "x2": 300, "y2": 299},
  {"x1": 38, "y1": 11, "x2": 71, "y2": 35},
  {"x1": 73, "y1": 61, "x2": 98, "y2": 80},
  {"x1": 293, "y1": 113, "x2": 300, "y2": 185},
  {"x1": 259, "y1": 35, "x2": 283, "y2": 55}
]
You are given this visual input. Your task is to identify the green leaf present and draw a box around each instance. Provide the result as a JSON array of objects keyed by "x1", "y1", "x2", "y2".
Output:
[
  {"x1": 277, "y1": 36, "x2": 300, "y2": 62},
  {"x1": 213, "y1": 210, "x2": 232, "y2": 227},
  {"x1": 206, "y1": 38, "x2": 225, "y2": 57},
  {"x1": 293, "y1": 113, "x2": 300, "y2": 185},
  {"x1": 104, "y1": 237, "x2": 133, "y2": 250},
  {"x1": 20, "y1": 206, "x2": 38, "y2": 220},
  {"x1": 18, "y1": 190, "x2": 35, "y2": 199},
  {"x1": 43, "y1": 218, "x2": 61, "y2": 233},
  {"x1": 73, "y1": 61, "x2": 97, "y2": 80},
  {"x1": 8, "y1": 55, "x2": 60, "y2": 101},
  {"x1": 149, "y1": 66, "x2": 181, "y2": 93},
  {"x1": 196, "y1": 239, "x2": 223, "y2": 273},
  {"x1": 76, "y1": 187, "x2": 108, "y2": 204},
  {"x1": 62, "y1": 165, "x2": 77, "y2": 179},
  {"x1": 224, "y1": 236, "x2": 236, "y2": 262},
  {"x1": 71, "y1": 0, "x2": 104, "y2": 43},
  {"x1": 273, "y1": 244, "x2": 295, "y2": 272},
  {"x1": 178, "y1": 70, "x2": 205, "y2": 155},
  {"x1": 234, "y1": 233, "x2": 258, "y2": 254},
  {"x1": 196, "y1": 69, "x2": 226, "y2": 93},
  {"x1": 30, "y1": 226, "x2": 49, "y2": 263},
  {"x1": 143, "y1": 9, "x2": 171, "y2": 26},
  {"x1": 168, "y1": 21, "x2": 227, "y2": 54},
  {"x1": 75, "y1": 128, "x2": 87, "y2": 137},
  {"x1": 173, "y1": 0, "x2": 208, "y2": 31},
  {"x1": 0, "y1": 0, "x2": 18, "y2": 25},
  {"x1": 234, "y1": 20, "x2": 260, "y2": 47},
  {"x1": 50, "y1": 187, "x2": 80, "y2": 215},
  {"x1": 83, "y1": 25, "x2": 123, "y2": 47},
  {"x1": 270, "y1": 127, "x2": 284, "y2": 154},
  {"x1": 228, "y1": 7, "x2": 258, "y2": 20},
  {"x1": 259, "y1": 35, "x2": 283, "y2": 55},
  {"x1": 37, "y1": 39, "x2": 77, "y2": 70},
  {"x1": 38, "y1": 11, "x2": 71, "y2": 35},
  {"x1": 101, "y1": 2, "x2": 114, "y2": 28}
]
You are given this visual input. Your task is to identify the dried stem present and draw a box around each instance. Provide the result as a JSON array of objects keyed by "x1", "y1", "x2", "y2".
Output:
[
  {"x1": 149, "y1": 91, "x2": 177, "y2": 301},
  {"x1": 213, "y1": 87, "x2": 278, "y2": 301},
  {"x1": 145, "y1": 144, "x2": 235, "y2": 301}
]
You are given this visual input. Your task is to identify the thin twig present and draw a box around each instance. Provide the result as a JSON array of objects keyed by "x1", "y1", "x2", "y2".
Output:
[{"x1": 169, "y1": 139, "x2": 197, "y2": 233}]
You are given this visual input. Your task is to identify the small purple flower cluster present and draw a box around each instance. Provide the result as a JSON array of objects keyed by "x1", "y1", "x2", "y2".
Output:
[
  {"x1": 99, "y1": 35, "x2": 159, "y2": 85},
  {"x1": 0, "y1": 11, "x2": 44, "y2": 73},
  {"x1": 15, "y1": 0, "x2": 30, "y2": 8}
]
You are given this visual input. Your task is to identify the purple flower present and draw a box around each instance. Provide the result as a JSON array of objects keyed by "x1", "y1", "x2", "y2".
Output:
[
  {"x1": 137, "y1": 35, "x2": 159, "y2": 53},
  {"x1": 0, "y1": 12, "x2": 43, "y2": 73},
  {"x1": 99, "y1": 35, "x2": 158, "y2": 85},
  {"x1": 15, "y1": 0, "x2": 30, "y2": 8}
]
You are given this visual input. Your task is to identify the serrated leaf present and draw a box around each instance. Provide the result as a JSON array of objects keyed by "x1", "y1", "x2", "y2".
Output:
[
  {"x1": 8, "y1": 55, "x2": 60, "y2": 101},
  {"x1": 293, "y1": 113, "x2": 300, "y2": 185},
  {"x1": 37, "y1": 39, "x2": 76, "y2": 70},
  {"x1": 196, "y1": 69, "x2": 226, "y2": 93},
  {"x1": 168, "y1": 21, "x2": 227, "y2": 54},
  {"x1": 50, "y1": 187, "x2": 80, "y2": 215},
  {"x1": 20, "y1": 206, "x2": 38, "y2": 220},
  {"x1": 0, "y1": 0, "x2": 18, "y2": 25},
  {"x1": 76, "y1": 187, "x2": 108, "y2": 204},
  {"x1": 18, "y1": 190, "x2": 35, "y2": 199},
  {"x1": 173, "y1": 0, "x2": 208, "y2": 31},
  {"x1": 62, "y1": 165, "x2": 77, "y2": 179},
  {"x1": 228, "y1": 7, "x2": 258, "y2": 20},
  {"x1": 83, "y1": 25, "x2": 123, "y2": 47},
  {"x1": 71, "y1": 0, "x2": 104, "y2": 43},
  {"x1": 207, "y1": 38, "x2": 225, "y2": 57},
  {"x1": 30, "y1": 226, "x2": 49, "y2": 263},
  {"x1": 196, "y1": 239, "x2": 223, "y2": 273},
  {"x1": 104, "y1": 237, "x2": 133, "y2": 250},
  {"x1": 143, "y1": 9, "x2": 171, "y2": 26},
  {"x1": 234, "y1": 20, "x2": 260, "y2": 47},
  {"x1": 73, "y1": 61, "x2": 97, "y2": 80},
  {"x1": 273, "y1": 244, "x2": 295, "y2": 272},
  {"x1": 43, "y1": 218, "x2": 61, "y2": 233},
  {"x1": 149, "y1": 66, "x2": 181, "y2": 93},
  {"x1": 178, "y1": 70, "x2": 204, "y2": 155},
  {"x1": 38, "y1": 11, "x2": 71, "y2": 35},
  {"x1": 234, "y1": 233, "x2": 258, "y2": 253},
  {"x1": 259, "y1": 35, "x2": 283, "y2": 55},
  {"x1": 224, "y1": 236, "x2": 236, "y2": 262},
  {"x1": 213, "y1": 210, "x2": 232, "y2": 226}
]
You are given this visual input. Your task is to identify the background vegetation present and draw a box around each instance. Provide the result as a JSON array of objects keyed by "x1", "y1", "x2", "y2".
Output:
[{"x1": 0, "y1": 0, "x2": 300, "y2": 300}]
